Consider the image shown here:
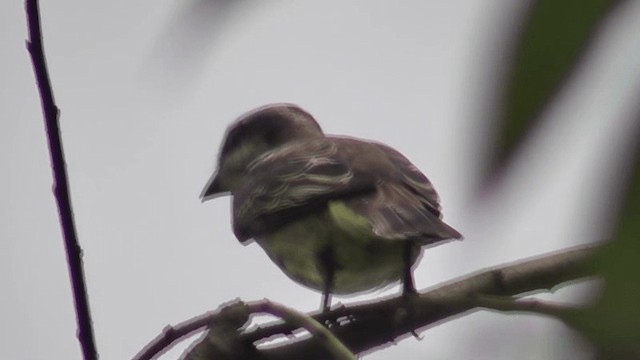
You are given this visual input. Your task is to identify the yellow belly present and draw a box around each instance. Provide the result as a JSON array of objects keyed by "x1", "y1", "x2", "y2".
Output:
[{"x1": 255, "y1": 200, "x2": 420, "y2": 295}]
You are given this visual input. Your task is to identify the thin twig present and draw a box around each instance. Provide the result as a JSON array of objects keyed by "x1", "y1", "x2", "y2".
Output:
[
  {"x1": 25, "y1": 1, "x2": 97, "y2": 359},
  {"x1": 133, "y1": 310, "x2": 219, "y2": 360},
  {"x1": 134, "y1": 300, "x2": 356, "y2": 360},
  {"x1": 471, "y1": 294, "x2": 585, "y2": 320},
  {"x1": 248, "y1": 300, "x2": 356, "y2": 360}
]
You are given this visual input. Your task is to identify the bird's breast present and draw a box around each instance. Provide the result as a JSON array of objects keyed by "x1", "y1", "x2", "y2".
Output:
[{"x1": 253, "y1": 200, "x2": 420, "y2": 295}]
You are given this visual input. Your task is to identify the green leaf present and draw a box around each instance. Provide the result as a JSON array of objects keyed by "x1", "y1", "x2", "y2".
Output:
[
  {"x1": 486, "y1": 0, "x2": 624, "y2": 183},
  {"x1": 569, "y1": 121, "x2": 640, "y2": 358}
]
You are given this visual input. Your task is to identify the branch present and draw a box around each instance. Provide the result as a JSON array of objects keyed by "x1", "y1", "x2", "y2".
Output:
[
  {"x1": 135, "y1": 299, "x2": 355, "y2": 360},
  {"x1": 135, "y1": 244, "x2": 600, "y2": 360},
  {"x1": 25, "y1": 1, "x2": 97, "y2": 359},
  {"x1": 246, "y1": 300, "x2": 355, "y2": 360},
  {"x1": 471, "y1": 295, "x2": 584, "y2": 320}
]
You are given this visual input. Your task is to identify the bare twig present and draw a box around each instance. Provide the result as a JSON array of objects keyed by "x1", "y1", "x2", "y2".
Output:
[
  {"x1": 135, "y1": 299, "x2": 356, "y2": 360},
  {"x1": 133, "y1": 311, "x2": 219, "y2": 360},
  {"x1": 25, "y1": 1, "x2": 97, "y2": 359},
  {"x1": 135, "y1": 244, "x2": 600, "y2": 360},
  {"x1": 248, "y1": 300, "x2": 356, "y2": 360},
  {"x1": 471, "y1": 295, "x2": 584, "y2": 320}
]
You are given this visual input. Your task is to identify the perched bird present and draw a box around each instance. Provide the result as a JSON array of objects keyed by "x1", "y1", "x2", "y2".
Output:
[{"x1": 202, "y1": 104, "x2": 462, "y2": 311}]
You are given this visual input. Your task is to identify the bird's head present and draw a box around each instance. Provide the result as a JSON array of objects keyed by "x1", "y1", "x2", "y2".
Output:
[{"x1": 202, "y1": 103, "x2": 324, "y2": 199}]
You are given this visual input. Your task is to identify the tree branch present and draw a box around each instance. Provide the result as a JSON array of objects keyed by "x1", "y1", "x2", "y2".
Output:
[
  {"x1": 135, "y1": 244, "x2": 600, "y2": 360},
  {"x1": 246, "y1": 300, "x2": 355, "y2": 360},
  {"x1": 25, "y1": 1, "x2": 97, "y2": 359},
  {"x1": 471, "y1": 295, "x2": 584, "y2": 320}
]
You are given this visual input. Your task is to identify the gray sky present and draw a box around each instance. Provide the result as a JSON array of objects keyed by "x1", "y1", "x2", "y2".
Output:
[{"x1": 3, "y1": 1, "x2": 640, "y2": 359}]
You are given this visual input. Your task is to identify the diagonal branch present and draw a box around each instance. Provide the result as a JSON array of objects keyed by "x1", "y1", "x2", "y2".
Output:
[
  {"x1": 134, "y1": 243, "x2": 600, "y2": 360},
  {"x1": 470, "y1": 295, "x2": 585, "y2": 320},
  {"x1": 254, "y1": 244, "x2": 599, "y2": 359},
  {"x1": 25, "y1": 1, "x2": 97, "y2": 359}
]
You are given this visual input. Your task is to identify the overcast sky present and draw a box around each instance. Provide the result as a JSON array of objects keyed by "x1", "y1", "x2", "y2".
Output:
[{"x1": 3, "y1": 1, "x2": 640, "y2": 359}]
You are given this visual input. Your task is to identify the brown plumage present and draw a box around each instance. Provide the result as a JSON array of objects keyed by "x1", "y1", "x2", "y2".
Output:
[{"x1": 203, "y1": 104, "x2": 462, "y2": 311}]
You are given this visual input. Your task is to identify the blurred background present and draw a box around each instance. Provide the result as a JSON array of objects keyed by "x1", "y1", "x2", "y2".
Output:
[{"x1": 3, "y1": 1, "x2": 640, "y2": 359}]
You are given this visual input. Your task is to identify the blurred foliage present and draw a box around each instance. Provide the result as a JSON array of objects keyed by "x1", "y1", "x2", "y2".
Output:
[
  {"x1": 148, "y1": 0, "x2": 249, "y2": 94},
  {"x1": 493, "y1": 0, "x2": 639, "y2": 357},
  {"x1": 571, "y1": 125, "x2": 640, "y2": 358},
  {"x1": 488, "y1": 0, "x2": 624, "y2": 182}
]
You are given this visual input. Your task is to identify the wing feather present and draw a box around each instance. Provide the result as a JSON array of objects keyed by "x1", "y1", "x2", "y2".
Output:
[
  {"x1": 342, "y1": 142, "x2": 462, "y2": 243},
  {"x1": 233, "y1": 139, "x2": 374, "y2": 241},
  {"x1": 232, "y1": 138, "x2": 461, "y2": 244}
]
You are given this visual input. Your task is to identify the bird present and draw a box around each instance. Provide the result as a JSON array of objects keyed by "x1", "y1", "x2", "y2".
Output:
[{"x1": 202, "y1": 104, "x2": 462, "y2": 312}]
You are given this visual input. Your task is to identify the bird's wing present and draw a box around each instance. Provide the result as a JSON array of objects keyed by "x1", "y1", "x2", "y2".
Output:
[
  {"x1": 339, "y1": 142, "x2": 462, "y2": 244},
  {"x1": 232, "y1": 139, "x2": 376, "y2": 242},
  {"x1": 233, "y1": 138, "x2": 462, "y2": 245}
]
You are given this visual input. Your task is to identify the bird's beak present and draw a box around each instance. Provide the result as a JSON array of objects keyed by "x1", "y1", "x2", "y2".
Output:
[{"x1": 200, "y1": 173, "x2": 227, "y2": 201}]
